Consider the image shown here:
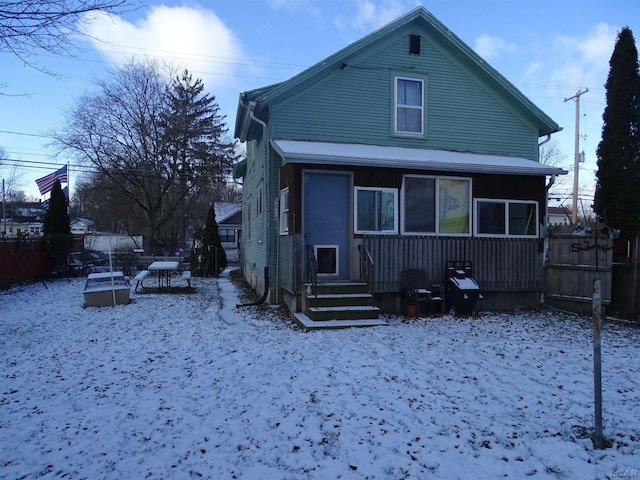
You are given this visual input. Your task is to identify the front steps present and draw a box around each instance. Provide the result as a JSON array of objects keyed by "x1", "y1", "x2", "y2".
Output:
[{"x1": 293, "y1": 282, "x2": 386, "y2": 330}]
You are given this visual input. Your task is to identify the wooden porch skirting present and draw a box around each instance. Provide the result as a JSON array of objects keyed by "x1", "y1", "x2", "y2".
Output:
[
  {"x1": 278, "y1": 234, "x2": 544, "y2": 313},
  {"x1": 362, "y1": 235, "x2": 543, "y2": 293}
]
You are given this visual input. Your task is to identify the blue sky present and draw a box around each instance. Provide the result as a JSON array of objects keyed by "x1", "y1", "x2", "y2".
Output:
[{"x1": 1, "y1": 0, "x2": 639, "y2": 209}]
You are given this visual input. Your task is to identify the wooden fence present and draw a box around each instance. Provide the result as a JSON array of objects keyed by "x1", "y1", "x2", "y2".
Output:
[
  {"x1": 545, "y1": 225, "x2": 613, "y2": 315},
  {"x1": 0, "y1": 237, "x2": 49, "y2": 290}
]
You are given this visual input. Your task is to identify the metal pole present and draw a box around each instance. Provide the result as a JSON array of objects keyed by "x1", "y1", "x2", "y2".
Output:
[
  {"x1": 592, "y1": 225, "x2": 604, "y2": 449},
  {"x1": 2, "y1": 179, "x2": 6, "y2": 235},
  {"x1": 564, "y1": 88, "x2": 588, "y2": 224},
  {"x1": 592, "y1": 273, "x2": 604, "y2": 448}
]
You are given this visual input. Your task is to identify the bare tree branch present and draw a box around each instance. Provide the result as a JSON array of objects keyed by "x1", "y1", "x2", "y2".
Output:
[{"x1": 0, "y1": 0, "x2": 138, "y2": 78}]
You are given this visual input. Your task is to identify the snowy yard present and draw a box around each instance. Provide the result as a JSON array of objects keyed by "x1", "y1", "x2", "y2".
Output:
[{"x1": 1, "y1": 270, "x2": 639, "y2": 479}]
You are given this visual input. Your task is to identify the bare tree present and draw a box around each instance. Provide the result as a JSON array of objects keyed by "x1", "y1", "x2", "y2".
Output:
[
  {"x1": 540, "y1": 137, "x2": 566, "y2": 168},
  {"x1": 540, "y1": 137, "x2": 571, "y2": 198},
  {"x1": 54, "y1": 60, "x2": 239, "y2": 254},
  {"x1": 0, "y1": 0, "x2": 137, "y2": 75},
  {"x1": 0, "y1": 146, "x2": 27, "y2": 200}
]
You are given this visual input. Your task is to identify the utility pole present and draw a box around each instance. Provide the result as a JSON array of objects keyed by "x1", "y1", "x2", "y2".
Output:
[
  {"x1": 2, "y1": 179, "x2": 6, "y2": 236},
  {"x1": 564, "y1": 88, "x2": 589, "y2": 224}
]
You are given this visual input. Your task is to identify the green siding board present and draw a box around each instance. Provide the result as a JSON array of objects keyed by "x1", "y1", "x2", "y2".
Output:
[{"x1": 270, "y1": 27, "x2": 541, "y2": 161}]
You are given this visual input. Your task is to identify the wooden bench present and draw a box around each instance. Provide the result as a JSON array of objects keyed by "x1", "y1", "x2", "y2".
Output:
[
  {"x1": 133, "y1": 270, "x2": 150, "y2": 292},
  {"x1": 182, "y1": 270, "x2": 192, "y2": 287}
]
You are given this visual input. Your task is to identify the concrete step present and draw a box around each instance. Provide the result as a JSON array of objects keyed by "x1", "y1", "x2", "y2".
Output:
[
  {"x1": 307, "y1": 293, "x2": 374, "y2": 308},
  {"x1": 305, "y1": 282, "x2": 369, "y2": 295},
  {"x1": 293, "y1": 312, "x2": 388, "y2": 331},
  {"x1": 307, "y1": 305, "x2": 380, "y2": 321}
]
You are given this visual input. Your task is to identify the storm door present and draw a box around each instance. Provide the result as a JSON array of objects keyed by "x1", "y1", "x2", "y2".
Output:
[{"x1": 303, "y1": 172, "x2": 350, "y2": 279}]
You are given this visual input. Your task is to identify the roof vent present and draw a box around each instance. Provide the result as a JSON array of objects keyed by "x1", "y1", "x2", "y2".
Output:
[{"x1": 409, "y1": 34, "x2": 421, "y2": 55}]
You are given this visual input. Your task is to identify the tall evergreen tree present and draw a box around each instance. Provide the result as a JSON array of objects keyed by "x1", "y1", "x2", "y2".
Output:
[
  {"x1": 203, "y1": 206, "x2": 227, "y2": 277},
  {"x1": 161, "y1": 69, "x2": 239, "y2": 249},
  {"x1": 43, "y1": 180, "x2": 73, "y2": 270},
  {"x1": 594, "y1": 27, "x2": 640, "y2": 239}
]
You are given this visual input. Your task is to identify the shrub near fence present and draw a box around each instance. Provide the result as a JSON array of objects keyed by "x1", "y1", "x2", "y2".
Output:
[{"x1": 0, "y1": 238, "x2": 49, "y2": 290}]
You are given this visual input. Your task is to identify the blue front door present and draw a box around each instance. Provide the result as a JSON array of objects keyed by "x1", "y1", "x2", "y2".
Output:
[{"x1": 303, "y1": 172, "x2": 350, "y2": 280}]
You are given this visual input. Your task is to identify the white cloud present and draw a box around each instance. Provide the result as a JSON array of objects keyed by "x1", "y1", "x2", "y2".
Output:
[
  {"x1": 550, "y1": 22, "x2": 618, "y2": 89},
  {"x1": 337, "y1": 0, "x2": 419, "y2": 33},
  {"x1": 473, "y1": 34, "x2": 516, "y2": 61},
  {"x1": 82, "y1": 6, "x2": 247, "y2": 90},
  {"x1": 268, "y1": 0, "x2": 316, "y2": 11}
]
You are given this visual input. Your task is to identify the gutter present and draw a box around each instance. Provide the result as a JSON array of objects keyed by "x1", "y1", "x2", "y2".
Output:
[
  {"x1": 538, "y1": 134, "x2": 551, "y2": 147},
  {"x1": 249, "y1": 101, "x2": 267, "y2": 131}
]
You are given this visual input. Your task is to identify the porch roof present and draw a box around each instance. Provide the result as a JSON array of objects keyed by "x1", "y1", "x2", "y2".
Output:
[{"x1": 271, "y1": 140, "x2": 567, "y2": 177}]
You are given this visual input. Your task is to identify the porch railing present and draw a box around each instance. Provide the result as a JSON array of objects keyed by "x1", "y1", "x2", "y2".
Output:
[
  {"x1": 358, "y1": 244, "x2": 374, "y2": 291},
  {"x1": 278, "y1": 234, "x2": 542, "y2": 298},
  {"x1": 306, "y1": 244, "x2": 318, "y2": 295},
  {"x1": 363, "y1": 235, "x2": 542, "y2": 293}
]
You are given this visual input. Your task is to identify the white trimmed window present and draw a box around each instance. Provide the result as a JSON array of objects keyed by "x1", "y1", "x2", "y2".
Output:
[
  {"x1": 475, "y1": 199, "x2": 538, "y2": 237},
  {"x1": 279, "y1": 187, "x2": 289, "y2": 234},
  {"x1": 257, "y1": 185, "x2": 264, "y2": 243},
  {"x1": 219, "y1": 229, "x2": 235, "y2": 243},
  {"x1": 395, "y1": 77, "x2": 424, "y2": 135},
  {"x1": 355, "y1": 187, "x2": 398, "y2": 234},
  {"x1": 402, "y1": 175, "x2": 471, "y2": 235}
]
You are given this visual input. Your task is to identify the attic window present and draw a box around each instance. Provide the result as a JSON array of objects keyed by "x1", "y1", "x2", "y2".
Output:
[
  {"x1": 409, "y1": 34, "x2": 421, "y2": 55},
  {"x1": 394, "y1": 77, "x2": 424, "y2": 135}
]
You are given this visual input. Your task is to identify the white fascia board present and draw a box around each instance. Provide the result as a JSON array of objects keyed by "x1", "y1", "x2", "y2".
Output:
[{"x1": 271, "y1": 140, "x2": 567, "y2": 176}]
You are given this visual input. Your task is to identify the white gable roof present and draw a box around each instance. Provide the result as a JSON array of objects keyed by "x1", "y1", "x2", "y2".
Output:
[
  {"x1": 214, "y1": 202, "x2": 241, "y2": 223},
  {"x1": 272, "y1": 140, "x2": 566, "y2": 177}
]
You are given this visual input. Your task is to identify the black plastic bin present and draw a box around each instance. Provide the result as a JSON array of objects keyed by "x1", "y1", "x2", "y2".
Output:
[{"x1": 444, "y1": 260, "x2": 481, "y2": 315}]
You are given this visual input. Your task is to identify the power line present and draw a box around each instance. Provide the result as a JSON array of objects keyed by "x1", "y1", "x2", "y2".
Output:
[
  {"x1": 0, "y1": 130, "x2": 54, "y2": 138},
  {"x1": 2, "y1": 156, "x2": 239, "y2": 182}
]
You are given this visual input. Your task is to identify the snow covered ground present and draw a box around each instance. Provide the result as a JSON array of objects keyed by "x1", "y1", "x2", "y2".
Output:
[{"x1": 1, "y1": 270, "x2": 639, "y2": 480}]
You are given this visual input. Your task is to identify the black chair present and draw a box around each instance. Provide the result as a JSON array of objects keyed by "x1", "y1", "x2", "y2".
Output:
[{"x1": 403, "y1": 268, "x2": 443, "y2": 316}]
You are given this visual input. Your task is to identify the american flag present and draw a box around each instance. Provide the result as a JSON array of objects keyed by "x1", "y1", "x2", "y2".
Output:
[
  {"x1": 35, "y1": 165, "x2": 68, "y2": 195},
  {"x1": 40, "y1": 186, "x2": 68, "y2": 210}
]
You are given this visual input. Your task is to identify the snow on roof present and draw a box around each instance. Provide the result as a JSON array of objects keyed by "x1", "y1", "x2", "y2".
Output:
[
  {"x1": 214, "y1": 202, "x2": 241, "y2": 223},
  {"x1": 272, "y1": 140, "x2": 567, "y2": 177}
]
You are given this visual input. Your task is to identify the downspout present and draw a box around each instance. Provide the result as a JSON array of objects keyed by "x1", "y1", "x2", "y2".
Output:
[
  {"x1": 540, "y1": 132, "x2": 554, "y2": 235},
  {"x1": 241, "y1": 97, "x2": 272, "y2": 305},
  {"x1": 540, "y1": 133, "x2": 555, "y2": 305},
  {"x1": 236, "y1": 266, "x2": 269, "y2": 307},
  {"x1": 541, "y1": 173, "x2": 557, "y2": 305}
]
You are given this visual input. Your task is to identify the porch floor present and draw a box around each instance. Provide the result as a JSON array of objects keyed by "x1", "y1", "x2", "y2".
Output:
[{"x1": 292, "y1": 312, "x2": 388, "y2": 331}]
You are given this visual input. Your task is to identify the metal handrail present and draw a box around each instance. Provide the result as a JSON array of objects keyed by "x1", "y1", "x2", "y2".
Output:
[{"x1": 306, "y1": 244, "x2": 318, "y2": 296}]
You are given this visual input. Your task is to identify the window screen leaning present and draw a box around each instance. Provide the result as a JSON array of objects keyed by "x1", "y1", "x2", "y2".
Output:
[
  {"x1": 355, "y1": 187, "x2": 398, "y2": 234},
  {"x1": 279, "y1": 188, "x2": 289, "y2": 234}
]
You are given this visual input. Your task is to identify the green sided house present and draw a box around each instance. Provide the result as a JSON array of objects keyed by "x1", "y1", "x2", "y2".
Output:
[{"x1": 233, "y1": 7, "x2": 565, "y2": 326}]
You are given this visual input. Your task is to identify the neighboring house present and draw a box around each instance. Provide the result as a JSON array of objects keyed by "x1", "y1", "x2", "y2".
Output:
[
  {"x1": 234, "y1": 7, "x2": 565, "y2": 321},
  {"x1": 1, "y1": 217, "x2": 44, "y2": 237},
  {"x1": 0, "y1": 202, "x2": 46, "y2": 237},
  {"x1": 85, "y1": 234, "x2": 143, "y2": 253},
  {"x1": 215, "y1": 202, "x2": 242, "y2": 262},
  {"x1": 547, "y1": 206, "x2": 572, "y2": 226},
  {"x1": 71, "y1": 218, "x2": 96, "y2": 235}
]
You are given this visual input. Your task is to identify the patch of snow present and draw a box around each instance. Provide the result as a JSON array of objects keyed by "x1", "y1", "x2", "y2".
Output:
[{"x1": 1, "y1": 271, "x2": 638, "y2": 479}]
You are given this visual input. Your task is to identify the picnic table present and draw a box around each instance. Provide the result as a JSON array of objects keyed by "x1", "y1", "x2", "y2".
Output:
[{"x1": 148, "y1": 261, "x2": 180, "y2": 289}]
